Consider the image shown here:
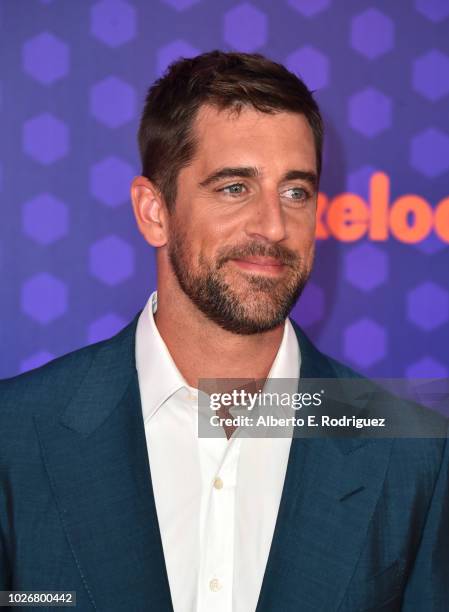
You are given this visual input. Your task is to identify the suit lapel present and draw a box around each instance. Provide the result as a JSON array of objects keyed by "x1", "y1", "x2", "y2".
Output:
[
  {"x1": 35, "y1": 315, "x2": 174, "y2": 611},
  {"x1": 256, "y1": 320, "x2": 393, "y2": 612}
]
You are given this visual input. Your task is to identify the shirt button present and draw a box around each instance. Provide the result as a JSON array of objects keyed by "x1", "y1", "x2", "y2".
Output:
[
  {"x1": 213, "y1": 476, "x2": 223, "y2": 490},
  {"x1": 209, "y1": 578, "x2": 222, "y2": 592}
]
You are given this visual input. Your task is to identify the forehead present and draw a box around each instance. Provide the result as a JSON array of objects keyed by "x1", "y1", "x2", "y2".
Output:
[{"x1": 190, "y1": 104, "x2": 317, "y2": 173}]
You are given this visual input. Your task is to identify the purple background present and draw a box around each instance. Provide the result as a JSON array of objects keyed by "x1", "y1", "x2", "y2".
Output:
[{"x1": 1, "y1": 0, "x2": 448, "y2": 380}]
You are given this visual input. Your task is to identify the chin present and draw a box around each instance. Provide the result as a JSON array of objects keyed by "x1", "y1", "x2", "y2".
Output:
[
  {"x1": 223, "y1": 318, "x2": 285, "y2": 336},
  {"x1": 225, "y1": 307, "x2": 288, "y2": 335}
]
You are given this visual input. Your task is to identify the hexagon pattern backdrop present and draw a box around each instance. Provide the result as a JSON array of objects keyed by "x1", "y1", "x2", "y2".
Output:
[{"x1": 0, "y1": 0, "x2": 448, "y2": 383}]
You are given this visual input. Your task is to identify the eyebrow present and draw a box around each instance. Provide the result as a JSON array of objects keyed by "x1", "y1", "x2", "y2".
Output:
[{"x1": 199, "y1": 166, "x2": 318, "y2": 190}]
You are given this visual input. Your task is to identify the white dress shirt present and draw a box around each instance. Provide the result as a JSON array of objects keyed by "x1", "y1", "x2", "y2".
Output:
[{"x1": 135, "y1": 290, "x2": 301, "y2": 612}]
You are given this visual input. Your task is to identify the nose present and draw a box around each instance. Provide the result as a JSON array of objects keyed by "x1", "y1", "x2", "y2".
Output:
[{"x1": 244, "y1": 190, "x2": 287, "y2": 243}]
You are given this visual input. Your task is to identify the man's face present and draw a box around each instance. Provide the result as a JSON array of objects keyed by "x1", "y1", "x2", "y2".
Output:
[{"x1": 167, "y1": 104, "x2": 318, "y2": 335}]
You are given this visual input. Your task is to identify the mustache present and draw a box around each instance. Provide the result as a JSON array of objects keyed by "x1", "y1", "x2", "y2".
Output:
[{"x1": 216, "y1": 242, "x2": 299, "y2": 268}]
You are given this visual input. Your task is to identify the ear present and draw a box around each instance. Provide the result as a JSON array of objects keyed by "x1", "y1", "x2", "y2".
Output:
[{"x1": 131, "y1": 176, "x2": 168, "y2": 247}]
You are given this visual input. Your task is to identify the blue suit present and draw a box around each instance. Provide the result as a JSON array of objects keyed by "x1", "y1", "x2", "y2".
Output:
[{"x1": 1, "y1": 313, "x2": 448, "y2": 611}]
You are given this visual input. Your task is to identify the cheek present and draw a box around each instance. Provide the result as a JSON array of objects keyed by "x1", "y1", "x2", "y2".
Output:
[
  {"x1": 303, "y1": 239, "x2": 316, "y2": 272},
  {"x1": 195, "y1": 218, "x2": 232, "y2": 254},
  {"x1": 290, "y1": 213, "x2": 315, "y2": 244}
]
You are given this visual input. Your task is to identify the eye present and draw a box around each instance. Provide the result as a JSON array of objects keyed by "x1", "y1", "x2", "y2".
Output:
[
  {"x1": 282, "y1": 186, "x2": 310, "y2": 201},
  {"x1": 218, "y1": 183, "x2": 247, "y2": 196}
]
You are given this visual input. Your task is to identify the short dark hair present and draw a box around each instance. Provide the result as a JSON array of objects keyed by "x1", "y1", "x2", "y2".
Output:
[{"x1": 138, "y1": 50, "x2": 323, "y2": 211}]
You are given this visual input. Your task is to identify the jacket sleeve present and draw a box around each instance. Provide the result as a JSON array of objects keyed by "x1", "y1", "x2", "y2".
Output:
[
  {"x1": 0, "y1": 542, "x2": 9, "y2": 589},
  {"x1": 0, "y1": 489, "x2": 10, "y2": 589},
  {"x1": 0, "y1": 410, "x2": 11, "y2": 589},
  {"x1": 401, "y1": 432, "x2": 449, "y2": 610}
]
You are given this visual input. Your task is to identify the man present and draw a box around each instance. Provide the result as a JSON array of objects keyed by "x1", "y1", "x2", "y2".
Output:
[{"x1": 0, "y1": 51, "x2": 448, "y2": 611}]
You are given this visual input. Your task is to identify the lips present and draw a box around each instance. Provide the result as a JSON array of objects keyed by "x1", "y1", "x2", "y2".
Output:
[
  {"x1": 232, "y1": 256, "x2": 284, "y2": 266},
  {"x1": 230, "y1": 256, "x2": 286, "y2": 274}
]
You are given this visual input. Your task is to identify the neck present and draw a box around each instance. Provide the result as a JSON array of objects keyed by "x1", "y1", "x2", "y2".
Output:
[{"x1": 153, "y1": 283, "x2": 285, "y2": 389}]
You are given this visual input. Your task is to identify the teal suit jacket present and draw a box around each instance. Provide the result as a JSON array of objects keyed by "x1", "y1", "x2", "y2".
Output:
[{"x1": 1, "y1": 313, "x2": 448, "y2": 611}]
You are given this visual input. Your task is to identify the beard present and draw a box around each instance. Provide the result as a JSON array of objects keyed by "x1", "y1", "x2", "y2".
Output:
[{"x1": 167, "y1": 218, "x2": 313, "y2": 335}]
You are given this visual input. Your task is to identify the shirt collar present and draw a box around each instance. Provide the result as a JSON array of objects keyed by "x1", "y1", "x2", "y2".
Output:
[
  {"x1": 135, "y1": 291, "x2": 190, "y2": 423},
  {"x1": 266, "y1": 308, "x2": 301, "y2": 382},
  {"x1": 135, "y1": 290, "x2": 301, "y2": 423}
]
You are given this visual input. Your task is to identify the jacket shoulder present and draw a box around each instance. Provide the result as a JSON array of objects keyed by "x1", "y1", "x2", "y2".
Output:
[
  {"x1": 289, "y1": 317, "x2": 364, "y2": 380},
  {"x1": 0, "y1": 314, "x2": 139, "y2": 418},
  {"x1": 0, "y1": 341, "x2": 100, "y2": 415},
  {"x1": 289, "y1": 318, "x2": 449, "y2": 462}
]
